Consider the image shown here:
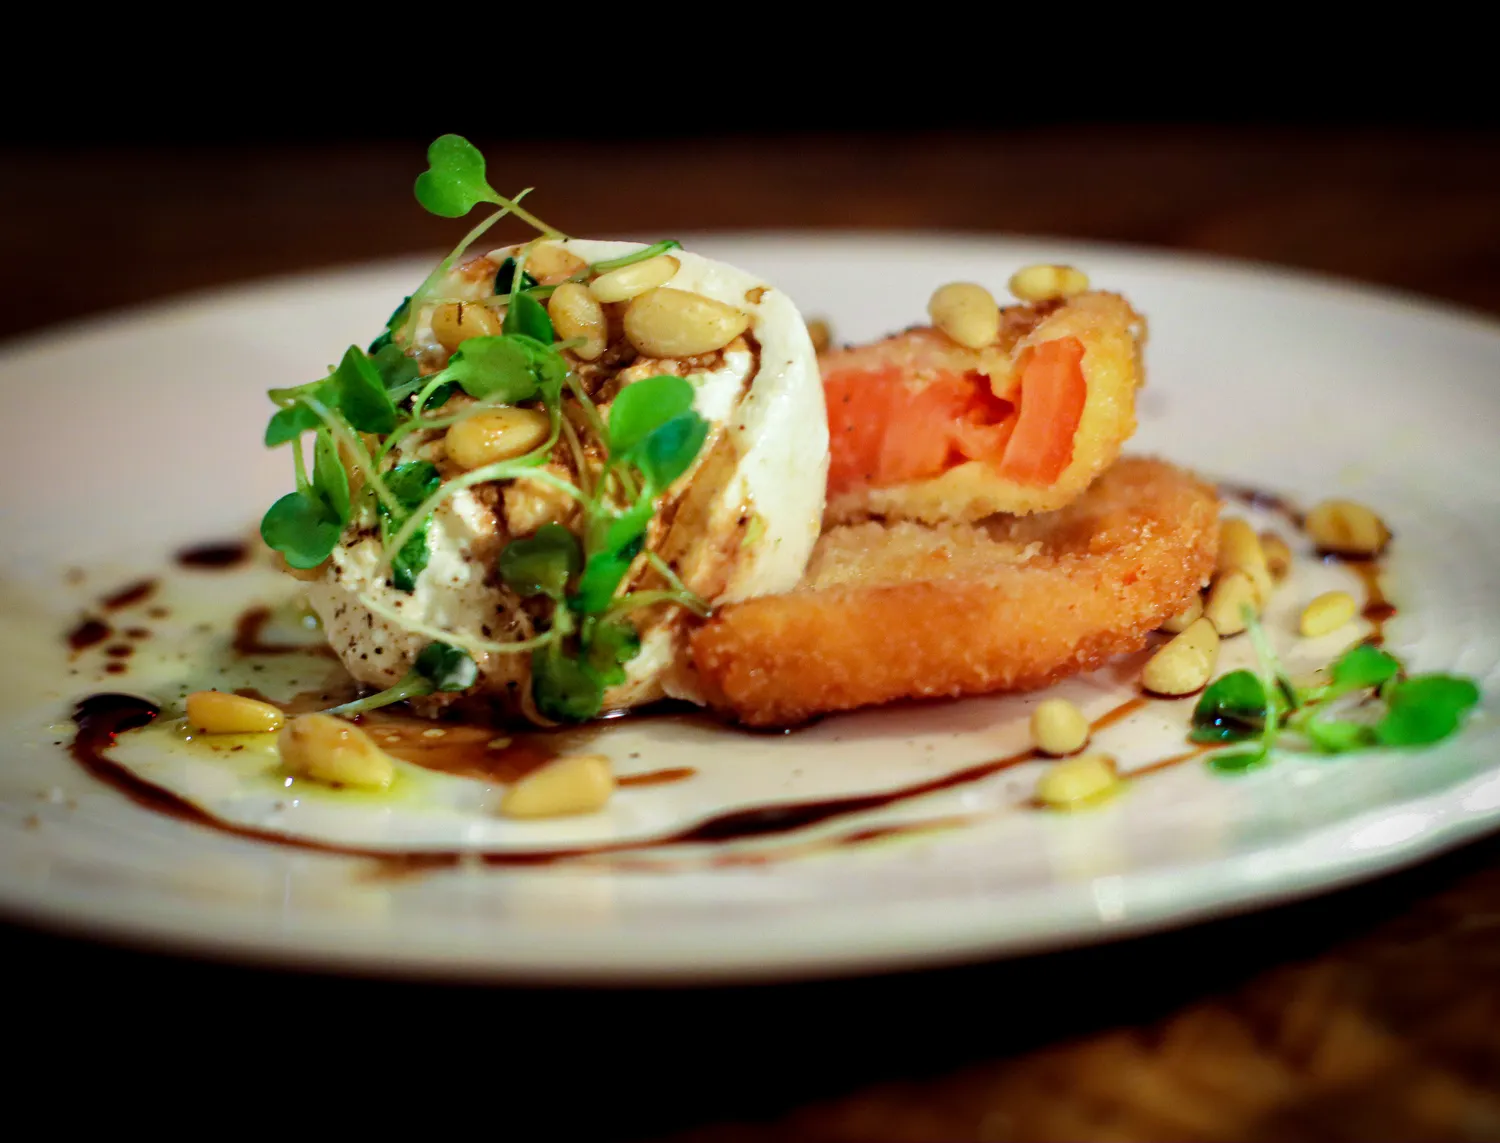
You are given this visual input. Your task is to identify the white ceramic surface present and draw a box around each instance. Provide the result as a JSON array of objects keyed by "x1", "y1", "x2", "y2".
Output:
[{"x1": 1, "y1": 234, "x2": 1496, "y2": 983}]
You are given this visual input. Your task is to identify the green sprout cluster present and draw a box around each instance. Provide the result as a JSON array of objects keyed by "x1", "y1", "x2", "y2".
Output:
[
  {"x1": 1191, "y1": 610, "x2": 1481, "y2": 772},
  {"x1": 258, "y1": 135, "x2": 709, "y2": 723}
]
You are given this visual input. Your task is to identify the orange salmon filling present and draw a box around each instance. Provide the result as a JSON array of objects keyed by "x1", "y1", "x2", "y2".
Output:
[{"x1": 825, "y1": 336, "x2": 1086, "y2": 496}]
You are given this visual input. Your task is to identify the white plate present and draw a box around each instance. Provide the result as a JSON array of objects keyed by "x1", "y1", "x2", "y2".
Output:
[{"x1": 2, "y1": 233, "x2": 1497, "y2": 983}]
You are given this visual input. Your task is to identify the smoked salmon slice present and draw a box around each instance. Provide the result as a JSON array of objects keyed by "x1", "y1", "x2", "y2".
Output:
[{"x1": 818, "y1": 290, "x2": 1144, "y2": 526}]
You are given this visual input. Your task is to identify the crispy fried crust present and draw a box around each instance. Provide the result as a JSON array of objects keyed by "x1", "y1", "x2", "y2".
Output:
[{"x1": 689, "y1": 458, "x2": 1218, "y2": 727}]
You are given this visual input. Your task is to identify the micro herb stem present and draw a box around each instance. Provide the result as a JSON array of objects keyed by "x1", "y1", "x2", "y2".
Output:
[
  {"x1": 300, "y1": 395, "x2": 400, "y2": 517},
  {"x1": 565, "y1": 372, "x2": 611, "y2": 449},
  {"x1": 645, "y1": 552, "x2": 711, "y2": 614},
  {"x1": 377, "y1": 456, "x2": 583, "y2": 575},
  {"x1": 291, "y1": 435, "x2": 311, "y2": 493},
  {"x1": 354, "y1": 591, "x2": 563, "y2": 656},
  {"x1": 268, "y1": 379, "x2": 325, "y2": 406},
  {"x1": 587, "y1": 240, "x2": 682, "y2": 274},
  {"x1": 323, "y1": 676, "x2": 433, "y2": 717},
  {"x1": 606, "y1": 589, "x2": 711, "y2": 621},
  {"x1": 398, "y1": 198, "x2": 528, "y2": 344},
  {"x1": 559, "y1": 414, "x2": 593, "y2": 498},
  {"x1": 487, "y1": 187, "x2": 566, "y2": 241},
  {"x1": 1245, "y1": 605, "x2": 1284, "y2": 760}
]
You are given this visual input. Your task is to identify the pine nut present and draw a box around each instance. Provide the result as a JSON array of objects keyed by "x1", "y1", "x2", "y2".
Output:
[
  {"x1": 807, "y1": 318, "x2": 832, "y2": 353},
  {"x1": 1260, "y1": 531, "x2": 1292, "y2": 580},
  {"x1": 1300, "y1": 590, "x2": 1358, "y2": 637},
  {"x1": 431, "y1": 301, "x2": 502, "y2": 352},
  {"x1": 1142, "y1": 617, "x2": 1220, "y2": 696},
  {"x1": 523, "y1": 242, "x2": 587, "y2": 285},
  {"x1": 1031, "y1": 698, "x2": 1090, "y2": 756},
  {"x1": 186, "y1": 691, "x2": 284, "y2": 735},
  {"x1": 623, "y1": 288, "x2": 750, "y2": 358},
  {"x1": 1305, "y1": 499, "x2": 1390, "y2": 557},
  {"x1": 1160, "y1": 594, "x2": 1204, "y2": 634},
  {"x1": 443, "y1": 408, "x2": 551, "y2": 469},
  {"x1": 1036, "y1": 753, "x2": 1119, "y2": 809},
  {"x1": 499, "y1": 753, "x2": 614, "y2": 819},
  {"x1": 928, "y1": 282, "x2": 1001, "y2": 348},
  {"x1": 278, "y1": 714, "x2": 395, "y2": 790},
  {"x1": 1216, "y1": 518, "x2": 1273, "y2": 603},
  {"x1": 1008, "y1": 264, "x2": 1090, "y2": 303},
  {"x1": 1205, "y1": 570, "x2": 1261, "y2": 636},
  {"x1": 548, "y1": 282, "x2": 608, "y2": 361},
  {"x1": 589, "y1": 254, "x2": 680, "y2": 304}
]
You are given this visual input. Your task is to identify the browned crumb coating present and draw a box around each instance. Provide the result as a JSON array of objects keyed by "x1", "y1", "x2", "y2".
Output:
[{"x1": 689, "y1": 458, "x2": 1219, "y2": 727}]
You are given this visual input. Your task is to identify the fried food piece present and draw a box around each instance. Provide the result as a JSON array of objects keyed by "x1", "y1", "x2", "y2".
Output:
[
  {"x1": 689, "y1": 458, "x2": 1217, "y2": 727},
  {"x1": 822, "y1": 291, "x2": 1144, "y2": 526}
]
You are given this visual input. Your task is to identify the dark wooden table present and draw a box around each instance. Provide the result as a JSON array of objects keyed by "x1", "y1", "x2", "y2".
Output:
[{"x1": 5, "y1": 127, "x2": 1500, "y2": 1139}]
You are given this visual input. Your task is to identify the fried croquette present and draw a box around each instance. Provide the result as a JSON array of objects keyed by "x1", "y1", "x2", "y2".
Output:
[
  {"x1": 689, "y1": 458, "x2": 1218, "y2": 727},
  {"x1": 822, "y1": 291, "x2": 1145, "y2": 527}
]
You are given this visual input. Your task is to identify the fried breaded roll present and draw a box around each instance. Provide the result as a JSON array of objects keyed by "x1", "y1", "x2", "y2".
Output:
[
  {"x1": 822, "y1": 289, "x2": 1144, "y2": 526},
  {"x1": 690, "y1": 458, "x2": 1217, "y2": 727}
]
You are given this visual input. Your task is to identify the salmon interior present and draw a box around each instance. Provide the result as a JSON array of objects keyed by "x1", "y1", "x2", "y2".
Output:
[{"x1": 825, "y1": 336, "x2": 1087, "y2": 496}]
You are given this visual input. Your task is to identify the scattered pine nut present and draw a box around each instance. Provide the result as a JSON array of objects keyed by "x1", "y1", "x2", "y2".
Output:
[
  {"x1": 1205, "y1": 570, "x2": 1261, "y2": 637},
  {"x1": 1008, "y1": 264, "x2": 1090, "y2": 303},
  {"x1": 1300, "y1": 590, "x2": 1358, "y2": 637},
  {"x1": 1031, "y1": 698, "x2": 1090, "y2": 756},
  {"x1": 928, "y1": 282, "x2": 1001, "y2": 348},
  {"x1": 186, "y1": 691, "x2": 284, "y2": 735},
  {"x1": 1142, "y1": 618, "x2": 1220, "y2": 696},
  {"x1": 1260, "y1": 531, "x2": 1292, "y2": 580},
  {"x1": 1305, "y1": 499, "x2": 1391, "y2": 557},
  {"x1": 1160, "y1": 595, "x2": 1205, "y2": 634},
  {"x1": 1036, "y1": 753, "x2": 1119, "y2": 809},
  {"x1": 500, "y1": 754, "x2": 614, "y2": 819}
]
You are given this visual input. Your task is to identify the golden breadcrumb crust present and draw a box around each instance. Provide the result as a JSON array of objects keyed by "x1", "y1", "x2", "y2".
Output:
[
  {"x1": 822, "y1": 291, "x2": 1146, "y2": 526},
  {"x1": 689, "y1": 458, "x2": 1217, "y2": 727}
]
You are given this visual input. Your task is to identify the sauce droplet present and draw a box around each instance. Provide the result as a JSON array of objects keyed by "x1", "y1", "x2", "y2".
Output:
[
  {"x1": 101, "y1": 579, "x2": 158, "y2": 611},
  {"x1": 177, "y1": 541, "x2": 252, "y2": 569},
  {"x1": 67, "y1": 619, "x2": 112, "y2": 653}
]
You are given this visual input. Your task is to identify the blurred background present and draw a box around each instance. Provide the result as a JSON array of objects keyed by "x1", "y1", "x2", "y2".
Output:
[
  {"x1": 4, "y1": 44, "x2": 1497, "y2": 342},
  {"x1": 4, "y1": 45, "x2": 1500, "y2": 1142}
]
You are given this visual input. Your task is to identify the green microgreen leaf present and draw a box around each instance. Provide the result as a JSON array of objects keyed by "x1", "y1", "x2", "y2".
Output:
[
  {"x1": 498, "y1": 524, "x2": 582, "y2": 601},
  {"x1": 574, "y1": 500, "x2": 653, "y2": 614},
  {"x1": 1208, "y1": 747, "x2": 1270, "y2": 774},
  {"x1": 260, "y1": 490, "x2": 343, "y2": 569},
  {"x1": 495, "y1": 257, "x2": 539, "y2": 296},
  {"x1": 1376, "y1": 675, "x2": 1481, "y2": 747},
  {"x1": 629, "y1": 411, "x2": 710, "y2": 491},
  {"x1": 385, "y1": 459, "x2": 442, "y2": 510},
  {"x1": 378, "y1": 460, "x2": 442, "y2": 593},
  {"x1": 1330, "y1": 643, "x2": 1402, "y2": 693},
  {"x1": 608, "y1": 375, "x2": 696, "y2": 456},
  {"x1": 414, "y1": 134, "x2": 499, "y2": 218},
  {"x1": 370, "y1": 343, "x2": 421, "y2": 398},
  {"x1": 435, "y1": 335, "x2": 563, "y2": 404},
  {"x1": 531, "y1": 647, "x2": 604, "y2": 724},
  {"x1": 367, "y1": 295, "x2": 412, "y2": 355},
  {"x1": 265, "y1": 402, "x2": 322, "y2": 447},
  {"x1": 584, "y1": 617, "x2": 641, "y2": 687},
  {"x1": 503, "y1": 290, "x2": 554, "y2": 343},
  {"x1": 1303, "y1": 717, "x2": 1377, "y2": 753},
  {"x1": 312, "y1": 430, "x2": 351, "y2": 521},
  {"x1": 1190, "y1": 670, "x2": 1268, "y2": 744},
  {"x1": 330, "y1": 346, "x2": 398, "y2": 434},
  {"x1": 413, "y1": 641, "x2": 478, "y2": 692}
]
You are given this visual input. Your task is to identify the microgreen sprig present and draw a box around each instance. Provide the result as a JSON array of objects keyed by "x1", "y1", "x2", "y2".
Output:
[
  {"x1": 259, "y1": 134, "x2": 709, "y2": 725},
  {"x1": 324, "y1": 641, "x2": 478, "y2": 717},
  {"x1": 1190, "y1": 608, "x2": 1481, "y2": 773}
]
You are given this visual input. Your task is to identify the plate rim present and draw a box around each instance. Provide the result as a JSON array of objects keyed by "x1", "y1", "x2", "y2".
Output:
[{"x1": 3, "y1": 232, "x2": 1498, "y2": 983}]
